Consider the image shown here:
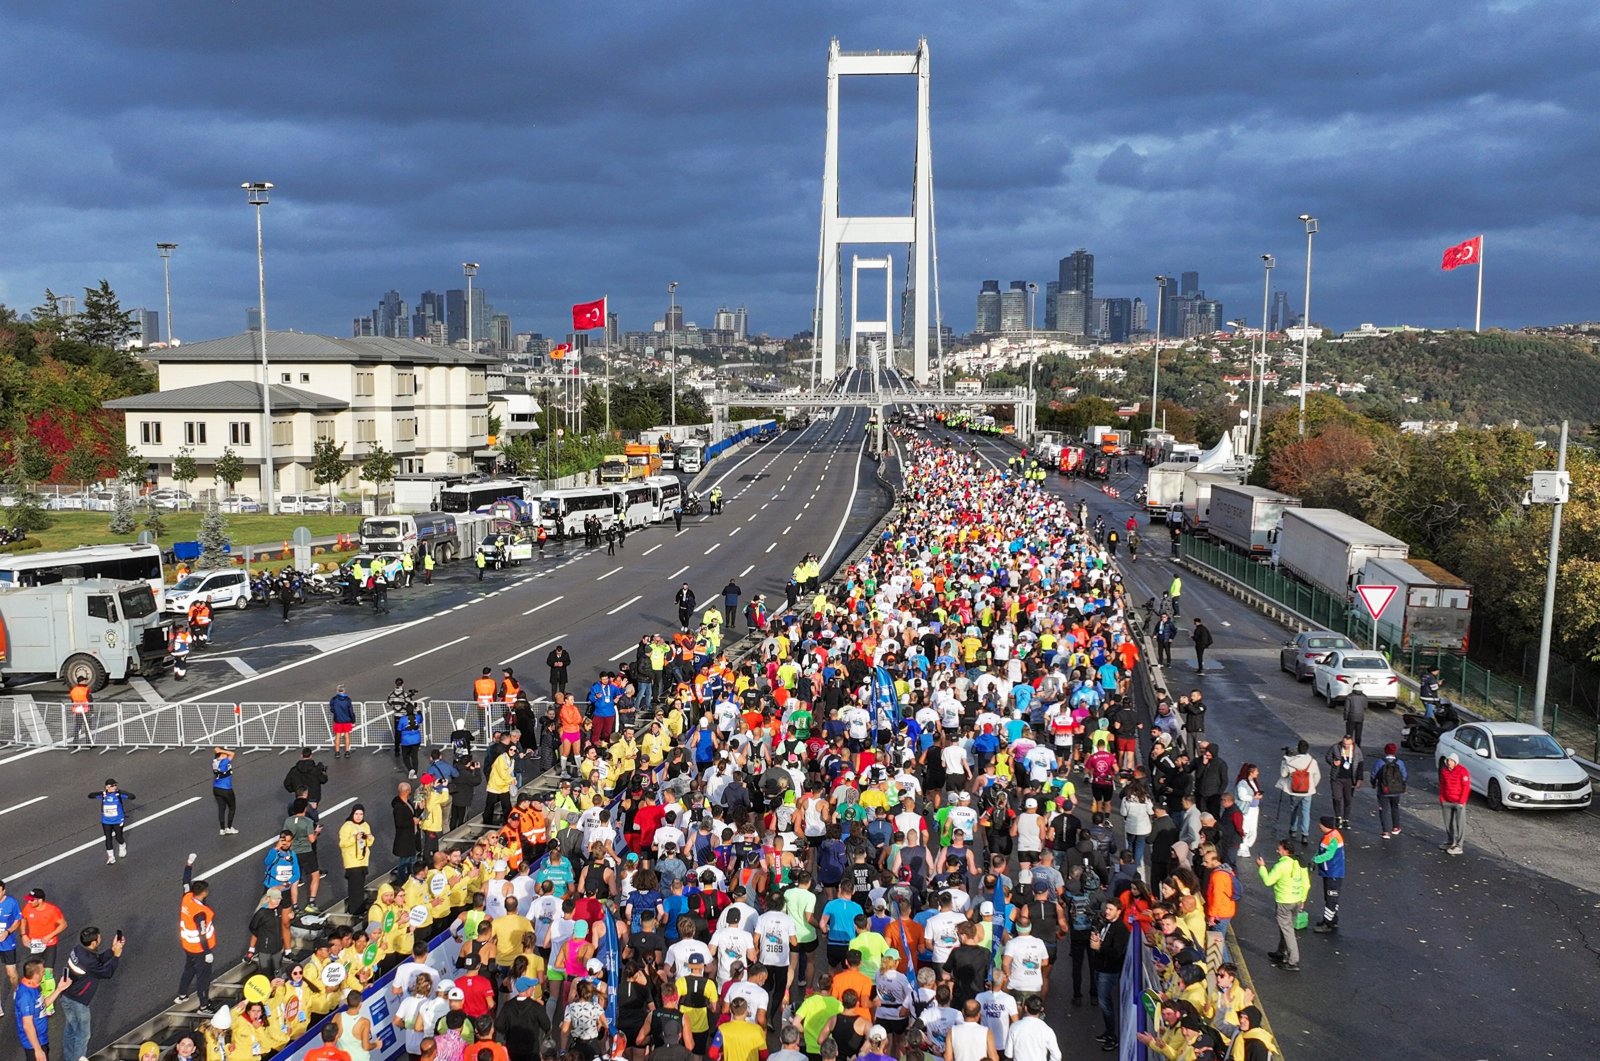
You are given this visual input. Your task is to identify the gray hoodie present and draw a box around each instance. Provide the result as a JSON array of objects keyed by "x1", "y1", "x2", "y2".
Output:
[{"x1": 1277, "y1": 751, "x2": 1322, "y2": 796}]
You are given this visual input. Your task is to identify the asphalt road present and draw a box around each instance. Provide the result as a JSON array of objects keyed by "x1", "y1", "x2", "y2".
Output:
[
  {"x1": 924, "y1": 423, "x2": 1600, "y2": 1058},
  {"x1": 0, "y1": 370, "x2": 896, "y2": 1053}
]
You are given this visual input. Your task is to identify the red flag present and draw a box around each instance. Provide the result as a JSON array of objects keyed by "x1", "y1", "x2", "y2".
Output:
[
  {"x1": 549, "y1": 342, "x2": 570, "y2": 361},
  {"x1": 1441, "y1": 236, "x2": 1481, "y2": 271},
  {"x1": 572, "y1": 297, "x2": 606, "y2": 330}
]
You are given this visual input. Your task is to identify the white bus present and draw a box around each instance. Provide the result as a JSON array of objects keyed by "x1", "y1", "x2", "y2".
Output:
[
  {"x1": 676, "y1": 441, "x2": 706, "y2": 473},
  {"x1": 644, "y1": 475, "x2": 682, "y2": 522},
  {"x1": 609, "y1": 484, "x2": 658, "y2": 529},
  {"x1": 538, "y1": 487, "x2": 620, "y2": 538},
  {"x1": 439, "y1": 479, "x2": 527, "y2": 514},
  {"x1": 0, "y1": 543, "x2": 165, "y2": 606}
]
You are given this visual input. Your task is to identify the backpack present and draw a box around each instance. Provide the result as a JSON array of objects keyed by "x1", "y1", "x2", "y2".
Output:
[
  {"x1": 1377, "y1": 760, "x2": 1407, "y2": 796},
  {"x1": 1289, "y1": 764, "x2": 1311, "y2": 794}
]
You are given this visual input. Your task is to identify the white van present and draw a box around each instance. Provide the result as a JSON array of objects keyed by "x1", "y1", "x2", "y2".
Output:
[{"x1": 164, "y1": 568, "x2": 252, "y2": 613}]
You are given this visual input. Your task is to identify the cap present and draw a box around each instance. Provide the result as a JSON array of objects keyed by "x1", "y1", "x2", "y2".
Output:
[
  {"x1": 447, "y1": 988, "x2": 465, "y2": 1001},
  {"x1": 1445, "y1": 752, "x2": 1459, "y2": 764},
  {"x1": 868, "y1": 1026, "x2": 888, "y2": 1042},
  {"x1": 26, "y1": 888, "x2": 45, "y2": 900},
  {"x1": 686, "y1": 953, "x2": 706, "y2": 966},
  {"x1": 210, "y1": 1009, "x2": 233, "y2": 1031},
  {"x1": 514, "y1": 977, "x2": 538, "y2": 993},
  {"x1": 1024, "y1": 797, "x2": 1037, "y2": 809},
  {"x1": 957, "y1": 791, "x2": 971, "y2": 802},
  {"x1": 1319, "y1": 815, "x2": 1339, "y2": 829},
  {"x1": 1384, "y1": 743, "x2": 1398, "y2": 756},
  {"x1": 872, "y1": 897, "x2": 888, "y2": 910},
  {"x1": 437, "y1": 979, "x2": 455, "y2": 994},
  {"x1": 1032, "y1": 879, "x2": 1051, "y2": 893},
  {"x1": 455, "y1": 718, "x2": 466, "y2": 729},
  {"x1": 979, "y1": 901, "x2": 995, "y2": 916}
]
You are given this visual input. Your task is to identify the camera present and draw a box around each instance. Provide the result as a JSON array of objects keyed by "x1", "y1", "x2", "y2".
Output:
[{"x1": 1282, "y1": 746, "x2": 1292, "y2": 755}]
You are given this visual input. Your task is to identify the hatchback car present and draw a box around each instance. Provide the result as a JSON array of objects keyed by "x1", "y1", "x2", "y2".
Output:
[
  {"x1": 150, "y1": 490, "x2": 196, "y2": 511},
  {"x1": 218, "y1": 495, "x2": 261, "y2": 513},
  {"x1": 1436, "y1": 722, "x2": 1592, "y2": 811},
  {"x1": 164, "y1": 569, "x2": 252, "y2": 613},
  {"x1": 1280, "y1": 630, "x2": 1357, "y2": 680},
  {"x1": 1311, "y1": 650, "x2": 1401, "y2": 705}
]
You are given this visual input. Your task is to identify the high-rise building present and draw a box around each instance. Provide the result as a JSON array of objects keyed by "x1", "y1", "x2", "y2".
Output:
[
  {"x1": 664, "y1": 302, "x2": 684, "y2": 334},
  {"x1": 132, "y1": 308, "x2": 159, "y2": 347},
  {"x1": 1044, "y1": 281, "x2": 1060, "y2": 331},
  {"x1": 1058, "y1": 290, "x2": 1088, "y2": 336},
  {"x1": 491, "y1": 314, "x2": 512, "y2": 351},
  {"x1": 975, "y1": 280, "x2": 1001, "y2": 333},
  {"x1": 1058, "y1": 250, "x2": 1093, "y2": 302},
  {"x1": 999, "y1": 281, "x2": 1029, "y2": 332},
  {"x1": 1180, "y1": 271, "x2": 1200, "y2": 298},
  {"x1": 413, "y1": 290, "x2": 444, "y2": 343},
  {"x1": 1131, "y1": 297, "x2": 1147, "y2": 334},
  {"x1": 1104, "y1": 298, "x2": 1132, "y2": 343},
  {"x1": 446, "y1": 287, "x2": 490, "y2": 346},
  {"x1": 374, "y1": 290, "x2": 409, "y2": 338},
  {"x1": 352, "y1": 316, "x2": 374, "y2": 337},
  {"x1": 605, "y1": 312, "x2": 619, "y2": 349},
  {"x1": 733, "y1": 305, "x2": 749, "y2": 340},
  {"x1": 1089, "y1": 298, "x2": 1106, "y2": 340},
  {"x1": 1270, "y1": 291, "x2": 1291, "y2": 332}
]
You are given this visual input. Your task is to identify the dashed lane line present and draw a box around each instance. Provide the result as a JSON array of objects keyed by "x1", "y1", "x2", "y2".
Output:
[
  {"x1": 523, "y1": 595, "x2": 564, "y2": 616},
  {"x1": 394, "y1": 635, "x2": 470, "y2": 668},
  {"x1": 596, "y1": 566, "x2": 623, "y2": 581},
  {"x1": 5, "y1": 796, "x2": 203, "y2": 880},
  {"x1": 498, "y1": 632, "x2": 569, "y2": 667},
  {"x1": 607, "y1": 595, "x2": 643, "y2": 615}
]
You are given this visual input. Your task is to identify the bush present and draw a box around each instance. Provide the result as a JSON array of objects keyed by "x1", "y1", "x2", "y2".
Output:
[{"x1": 0, "y1": 537, "x2": 43, "y2": 554}]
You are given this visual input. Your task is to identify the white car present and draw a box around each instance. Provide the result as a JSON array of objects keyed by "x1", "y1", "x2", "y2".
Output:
[
  {"x1": 1436, "y1": 722, "x2": 1593, "y2": 811},
  {"x1": 218, "y1": 495, "x2": 261, "y2": 513},
  {"x1": 278, "y1": 493, "x2": 333, "y2": 514},
  {"x1": 83, "y1": 490, "x2": 119, "y2": 512},
  {"x1": 164, "y1": 568, "x2": 253, "y2": 613},
  {"x1": 1311, "y1": 649, "x2": 1400, "y2": 705},
  {"x1": 150, "y1": 490, "x2": 196, "y2": 511}
]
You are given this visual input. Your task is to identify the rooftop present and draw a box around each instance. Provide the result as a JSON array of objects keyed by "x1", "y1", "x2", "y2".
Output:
[
  {"x1": 105, "y1": 380, "x2": 349, "y2": 413},
  {"x1": 141, "y1": 331, "x2": 500, "y2": 367}
]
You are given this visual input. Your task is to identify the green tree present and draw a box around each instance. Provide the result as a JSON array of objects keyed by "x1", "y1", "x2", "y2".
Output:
[
  {"x1": 110, "y1": 438, "x2": 147, "y2": 487},
  {"x1": 214, "y1": 446, "x2": 247, "y2": 500},
  {"x1": 7, "y1": 434, "x2": 56, "y2": 487},
  {"x1": 29, "y1": 289, "x2": 70, "y2": 336},
  {"x1": 359, "y1": 445, "x2": 396, "y2": 514},
  {"x1": 63, "y1": 443, "x2": 103, "y2": 491},
  {"x1": 311, "y1": 437, "x2": 348, "y2": 504},
  {"x1": 196, "y1": 500, "x2": 231, "y2": 570},
  {"x1": 498, "y1": 433, "x2": 537, "y2": 475},
  {"x1": 141, "y1": 499, "x2": 167, "y2": 540},
  {"x1": 72, "y1": 280, "x2": 137, "y2": 350},
  {"x1": 108, "y1": 486, "x2": 135, "y2": 535},
  {"x1": 171, "y1": 446, "x2": 199, "y2": 495},
  {"x1": 5, "y1": 493, "x2": 52, "y2": 535}
]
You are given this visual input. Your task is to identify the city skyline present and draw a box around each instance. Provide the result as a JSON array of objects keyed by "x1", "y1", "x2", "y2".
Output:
[{"x1": 1, "y1": 4, "x2": 1594, "y2": 343}]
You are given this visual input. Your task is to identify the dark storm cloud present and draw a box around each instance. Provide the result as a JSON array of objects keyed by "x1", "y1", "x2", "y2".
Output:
[{"x1": 0, "y1": 0, "x2": 1596, "y2": 339}]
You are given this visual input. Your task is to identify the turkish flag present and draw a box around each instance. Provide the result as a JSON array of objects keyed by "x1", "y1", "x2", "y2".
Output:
[
  {"x1": 572, "y1": 297, "x2": 606, "y2": 330},
  {"x1": 1441, "y1": 236, "x2": 1482, "y2": 271}
]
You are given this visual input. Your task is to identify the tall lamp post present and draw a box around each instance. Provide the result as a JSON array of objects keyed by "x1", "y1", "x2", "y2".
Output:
[
  {"x1": 1025, "y1": 281, "x2": 1038, "y2": 443},
  {"x1": 1150, "y1": 275, "x2": 1168, "y2": 431},
  {"x1": 462, "y1": 263, "x2": 479, "y2": 352},
  {"x1": 1254, "y1": 254, "x2": 1275, "y2": 454},
  {"x1": 242, "y1": 182, "x2": 275, "y2": 516},
  {"x1": 1296, "y1": 215, "x2": 1318, "y2": 436},
  {"x1": 1531, "y1": 421, "x2": 1572, "y2": 730},
  {"x1": 668, "y1": 281, "x2": 679, "y2": 430},
  {"x1": 156, "y1": 242, "x2": 178, "y2": 345}
]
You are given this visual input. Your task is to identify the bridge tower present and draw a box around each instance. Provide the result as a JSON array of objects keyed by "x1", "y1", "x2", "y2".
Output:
[
  {"x1": 847, "y1": 255, "x2": 895, "y2": 373},
  {"x1": 815, "y1": 38, "x2": 936, "y2": 385}
]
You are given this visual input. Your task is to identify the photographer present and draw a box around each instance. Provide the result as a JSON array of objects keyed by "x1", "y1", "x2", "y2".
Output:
[
  {"x1": 282, "y1": 747, "x2": 329, "y2": 812},
  {"x1": 1276, "y1": 741, "x2": 1321, "y2": 847},
  {"x1": 57, "y1": 925, "x2": 124, "y2": 1061}
]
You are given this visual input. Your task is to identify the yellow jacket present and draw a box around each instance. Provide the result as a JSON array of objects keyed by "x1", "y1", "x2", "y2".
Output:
[
  {"x1": 487, "y1": 754, "x2": 515, "y2": 795},
  {"x1": 339, "y1": 819, "x2": 374, "y2": 870},
  {"x1": 422, "y1": 789, "x2": 451, "y2": 833}
]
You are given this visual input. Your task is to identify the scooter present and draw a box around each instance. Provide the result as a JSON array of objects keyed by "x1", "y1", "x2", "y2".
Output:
[{"x1": 1400, "y1": 699, "x2": 1462, "y2": 751}]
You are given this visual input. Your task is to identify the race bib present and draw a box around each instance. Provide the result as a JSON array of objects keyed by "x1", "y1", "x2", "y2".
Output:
[
  {"x1": 30, "y1": 940, "x2": 46, "y2": 954},
  {"x1": 275, "y1": 864, "x2": 294, "y2": 882}
]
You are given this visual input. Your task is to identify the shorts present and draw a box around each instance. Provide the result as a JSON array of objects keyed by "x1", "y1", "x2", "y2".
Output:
[
  {"x1": 332, "y1": 722, "x2": 354, "y2": 735},
  {"x1": 1091, "y1": 783, "x2": 1114, "y2": 803},
  {"x1": 562, "y1": 730, "x2": 582, "y2": 744},
  {"x1": 796, "y1": 936, "x2": 819, "y2": 953},
  {"x1": 298, "y1": 846, "x2": 321, "y2": 876},
  {"x1": 0, "y1": 948, "x2": 15, "y2": 967},
  {"x1": 1116, "y1": 738, "x2": 1136, "y2": 754},
  {"x1": 877, "y1": 1017, "x2": 909, "y2": 1035},
  {"x1": 847, "y1": 738, "x2": 867, "y2": 753},
  {"x1": 826, "y1": 942, "x2": 850, "y2": 968}
]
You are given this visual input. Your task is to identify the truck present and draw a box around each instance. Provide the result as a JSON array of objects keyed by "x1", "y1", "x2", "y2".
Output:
[
  {"x1": 358, "y1": 512, "x2": 460, "y2": 557},
  {"x1": 0, "y1": 579, "x2": 170, "y2": 691},
  {"x1": 1084, "y1": 425, "x2": 1112, "y2": 447},
  {"x1": 1357, "y1": 556, "x2": 1473, "y2": 652},
  {"x1": 390, "y1": 473, "x2": 469, "y2": 514},
  {"x1": 599, "y1": 443, "x2": 664, "y2": 485},
  {"x1": 1275, "y1": 507, "x2": 1409, "y2": 599},
  {"x1": 1207, "y1": 484, "x2": 1301, "y2": 557},
  {"x1": 1141, "y1": 429, "x2": 1175, "y2": 465},
  {"x1": 1144, "y1": 461, "x2": 1194, "y2": 517},
  {"x1": 1175, "y1": 470, "x2": 1244, "y2": 529},
  {"x1": 676, "y1": 440, "x2": 706, "y2": 474}
]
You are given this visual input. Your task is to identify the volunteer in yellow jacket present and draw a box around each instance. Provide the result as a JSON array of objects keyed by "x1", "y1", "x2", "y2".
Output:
[
  {"x1": 1256, "y1": 839, "x2": 1306, "y2": 972},
  {"x1": 1229, "y1": 1005, "x2": 1280, "y2": 1061},
  {"x1": 339, "y1": 804, "x2": 375, "y2": 918}
]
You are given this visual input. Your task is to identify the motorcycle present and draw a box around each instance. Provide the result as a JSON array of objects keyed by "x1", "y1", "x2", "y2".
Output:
[
  {"x1": 681, "y1": 492, "x2": 705, "y2": 516},
  {"x1": 1400, "y1": 700, "x2": 1462, "y2": 751}
]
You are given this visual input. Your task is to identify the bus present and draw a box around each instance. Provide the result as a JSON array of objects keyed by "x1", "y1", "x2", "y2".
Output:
[
  {"x1": 644, "y1": 475, "x2": 682, "y2": 522},
  {"x1": 538, "y1": 487, "x2": 620, "y2": 538},
  {"x1": 438, "y1": 479, "x2": 527, "y2": 514},
  {"x1": 608, "y1": 484, "x2": 658, "y2": 529},
  {"x1": 0, "y1": 543, "x2": 165, "y2": 606}
]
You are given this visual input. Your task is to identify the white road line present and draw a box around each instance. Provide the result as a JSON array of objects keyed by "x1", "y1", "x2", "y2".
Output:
[
  {"x1": 596, "y1": 566, "x2": 623, "y2": 581},
  {"x1": 642, "y1": 544, "x2": 662, "y2": 556},
  {"x1": 766, "y1": 543, "x2": 776, "y2": 553},
  {"x1": 667, "y1": 565, "x2": 689, "y2": 580},
  {"x1": 498, "y1": 633, "x2": 568, "y2": 667},
  {"x1": 761, "y1": 503, "x2": 770, "y2": 510},
  {"x1": 0, "y1": 796, "x2": 47, "y2": 817},
  {"x1": 5, "y1": 796, "x2": 203, "y2": 879},
  {"x1": 607, "y1": 595, "x2": 643, "y2": 615},
  {"x1": 451, "y1": 603, "x2": 471, "y2": 611},
  {"x1": 395, "y1": 635, "x2": 470, "y2": 668},
  {"x1": 783, "y1": 526, "x2": 792, "y2": 534},
  {"x1": 196, "y1": 797, "x2": 358, "y2": 880},
  {"x1": 704, "y1": 543, "x2": 721, "y2": 555},
  {"x1": 608, "y1": 645, "x2": 635, "y2": 662},
  {"x1": 728, "y1": 527, "x2": 741, "y2": 537},
  {"x1": 739, "y1": 564, "x2": 754, "y2": 577},
  {"x1": 523, "y1": 595, "x2": 565, "y2": 616},
  {"x1": 803, "y1": 502, "x2": 811, "y2": 509},
  {"x1": 820, "y1": 434, "x2": 868, "y2": 569},
  {"x1": 747, "y1": 513, "x2": 758, "y2": 522}
]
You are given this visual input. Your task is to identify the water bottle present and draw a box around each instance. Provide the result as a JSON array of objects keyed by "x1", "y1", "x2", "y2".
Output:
[{"x1": 40, "y1": 967, "x2": 57, "y2": 1016}]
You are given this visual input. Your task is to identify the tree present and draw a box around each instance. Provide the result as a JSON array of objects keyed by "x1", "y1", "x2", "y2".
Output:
[
  {"x1": 29, "y1": 289, "x2": 70, "y2": 337},
  {"x1": 63, "y1": 443, "x2": 103, "y2": 491},
  {"x1": 6, "y1": 434, "x2": 56, "y2": 487},
  {"x1": 214, "y1": 446, "x2": 246, "y2": 499},
  {"x1": 5, "y1": 493, "x2": 52, "y2": 535},
  {"x1": 108, "y1": 486, "x2": 135, "y2": 535},
  {"x1": 196, "y1": 500, "x2": 231, "y2": 570},
  {"x1": 72, "y1": 280, "x2": 137, "y2": 350},
  {"x1": 171, "y1": 446, "x2": 199, "y2": 495},
  {"x1": 359, "y1": 445, "x2": 396, "y2": 514},
  {"x1": 311, "y1": 438, "x2": 348, "y2": 504},
  {"x1": 141, "y1": 499, "x2": 166, "y2": 540},
  {"x1": 497, "y1": 433, "x2": 537, "y2": 476},
  {"x1": 110, "y1": 438, "x2": 147, "y2": 487},
  {"x1": 1267, "y1": 423, "x2": 1376, "y2": 511}
]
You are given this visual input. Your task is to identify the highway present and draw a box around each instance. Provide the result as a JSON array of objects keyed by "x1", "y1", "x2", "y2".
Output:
[
  {"x1": 918, "y1": 418, "x2": 1600, "y2": 1058},
  {"x1": 0, "y1": 370, "x2": 894, "y2": 1052}
]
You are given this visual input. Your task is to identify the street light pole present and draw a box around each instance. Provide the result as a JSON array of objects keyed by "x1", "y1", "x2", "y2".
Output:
[
  {"x1": 1150, "y1": 275, "x2": 1168, "y2": 432},
  {"x1": 1532, "y1": 420, "x2": 1571, "y2": 731},
  {"x1": 462, "y1": 262, "x2": 479, "y2": 352},
  {"x1": 1025, "y1": 281, "x2": 1038, "y2": 443},
  {"x1": 156, "y1": 242, "x2": 177, "y2": 345},
  {"x1": 1296, "y1": 215, "x2": 1318, "y2": 436},
  {"x1": 668, "y1": 281, "x2": 679, "y2": 430},
  {"x1": 242, "y1": 182, "x2": 275, "y2": 516},
  {"x1": 1254, "y1": 254, "x2": 1275, "y2": 455}
]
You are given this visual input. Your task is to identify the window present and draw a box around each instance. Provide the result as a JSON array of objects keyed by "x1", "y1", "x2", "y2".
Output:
[
  {"x1": 468, "y1": 371, "x2": 487, "y2": 396},
  {"x1": 271, "y1": 419, "x2": 293, "y2": 445},
  {"x1": 396, "y1": 373, "x2": 416, "y2": 397},
  {"x1": 402, "y1": 458, "x2": 424, "y2": 474},
  {"x1": 183, "y1": 421, "x2": 207, "y2": 446},
  {"x1": 356, "y1": 419, "x2": 377, "y2": 443},
  {"x1": 470, "y1": 415, "x2": 488, "y2": 436},
  {"x1": 355, "y1": 371, "x2": 376, "y2": 397},
  {"x1": 87, "y1": 595, "x2": 117, "y2": 622},
  {"x1": 280, "y1": 372, "x2": 291, "y2": 383},
  {"x1": 314, "y1": 419, "x2": 336, "y2": 441},
  {"x1": 396, "y1": 418, "x2": 416, "y2": 442},
  {"x1": 229, "y1": 422, "x2": 252, "y2": 446},
  {"x1": 139, "y1": 421, "x2": 162, "y2": 445},
  {"x1": 299, "y1": 373, "x2": 311, "y2": 384}
]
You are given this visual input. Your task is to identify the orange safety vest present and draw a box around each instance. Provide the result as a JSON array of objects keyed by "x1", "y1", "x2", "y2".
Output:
[
  {"x1": 179, "y1": 892, "x2": 216, "y2": 954},
  {"x1": 190, "y1": 602, "x2": 212, "y2": 627},
  {"x1": 500, "y1": 677, "x2": 521, "y2": 706},
  {"x1": 70, "y1": 684, "x2": 91, "y2": 712},
  {"x1": 464, "y1": 1041, "x2": 509, "y2": 1061},
  {"x1": 473, "y1": 677, "x2": 497, "y2": 707},
  {"x1": 522, "y1": 808, "x2": 548, "y2": 845}
]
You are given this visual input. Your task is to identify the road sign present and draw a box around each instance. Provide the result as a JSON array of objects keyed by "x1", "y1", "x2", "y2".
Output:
[
  {"x1": 292, "y1": 525, "x2": 313, "y2": 546},
  {"x1": 1356, "y1": 584, "x2": 1398, "y2": 620}
]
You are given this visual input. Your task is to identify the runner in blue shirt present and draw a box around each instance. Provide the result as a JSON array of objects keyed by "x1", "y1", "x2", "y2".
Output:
[
  {"x1": 0, "y1": 881, "x2": 22, "y2": 974},
  {"x1": 263, "y1": 832, "x2": 302, "y2": 892},
  {"x1": 90, "y1": 779, "x2": 136, "y2": 865},
  {"x1": 15, "y1": 958, "x2": 48, "y2": 1061}
]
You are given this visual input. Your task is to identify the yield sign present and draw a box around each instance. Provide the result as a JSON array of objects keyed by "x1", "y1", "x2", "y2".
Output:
[{"x1": 1356, "y1": 584, "x2": 1398, "y2": 620}]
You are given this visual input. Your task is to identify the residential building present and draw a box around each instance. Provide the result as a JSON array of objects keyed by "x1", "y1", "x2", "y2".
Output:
[
  {"x1": 105, "y1": 331, "x2": 497, "y2": 496},
  {"x1": 975, "y1": 280, "x2": 1001, "y2": 333},
  {"x1": 999, "y1": 281, "x2": 1028, "y2": 333}
]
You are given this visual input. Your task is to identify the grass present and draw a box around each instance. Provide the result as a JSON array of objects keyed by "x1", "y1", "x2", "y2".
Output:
[{"x1": 22, "y1": 511, "x2": 361, "y2": 553}]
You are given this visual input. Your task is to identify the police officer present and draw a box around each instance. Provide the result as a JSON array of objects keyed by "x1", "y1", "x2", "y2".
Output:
[{"x1": 709, "y1": 486, "x2": 723, "y2": 515}]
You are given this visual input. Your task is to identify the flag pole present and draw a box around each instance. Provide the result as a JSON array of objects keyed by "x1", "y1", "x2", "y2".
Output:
[
  {"x1": 604, "y1": 295, "x2": 611, "y2": 437},
  {"x1": 1474, "y1": 235, "x2": 1484, "y2": 333}
]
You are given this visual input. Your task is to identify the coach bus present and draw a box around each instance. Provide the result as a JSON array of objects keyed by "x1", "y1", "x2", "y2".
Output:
[{"x1": 0, "y1": 542, "x2": 166, "y2": 606}]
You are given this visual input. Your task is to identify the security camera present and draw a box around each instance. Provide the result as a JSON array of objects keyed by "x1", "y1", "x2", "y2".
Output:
[{"x1": 1521, "y1": 490, "x2": 1533, "y2": 512}]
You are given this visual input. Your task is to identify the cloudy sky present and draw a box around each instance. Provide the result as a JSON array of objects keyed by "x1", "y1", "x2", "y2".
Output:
[{"x1": 1, "y1": 0, "x2": 1595, "y2": 343}]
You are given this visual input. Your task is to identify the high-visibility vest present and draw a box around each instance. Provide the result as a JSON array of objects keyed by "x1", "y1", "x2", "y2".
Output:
[
  {"x1": 473, "y1": 677, "x2": 497, "y2": 707},
  {"x1": 179, "y1": 892, "x2": 216, "y2": 954},
  {"x1": 70, "y1": 684, "x2": 92, "y2": 712},
  {"x1": 501, "y1": 677, "x2": 521, "y2": 705},
  {"x1": 522, "y1": 808, "x2": 548, "y2": 845}
]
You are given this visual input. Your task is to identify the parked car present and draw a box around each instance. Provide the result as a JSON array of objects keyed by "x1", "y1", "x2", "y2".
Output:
[
  {"x1": 83, "y1": 490, "x2": 119, "y2": 512},
  {"x1": 218, "y1": 495, "x2": 261, "y2": 514},
  {"x1": 1436, "y1": 722, "x2": 1593, "y2": 811},
  {"x1": 279, "y1": 493, "x2": 332, "y2": 514},
  {"x1": 1311, "y1": 649, "x2": 1400, "y2": 705},
  {"x1": 164, "y1": 568, "x2": 252, "y2": 613},
  {"x1": 149, "y1": 489, "x2": 196, "y2": 511},
  {"x1": 44, "y1": 493, "x2": 87, "y2": 510},
  {"x1": 1279, "y1": 630, "x2": 1358, "y2": 680}
]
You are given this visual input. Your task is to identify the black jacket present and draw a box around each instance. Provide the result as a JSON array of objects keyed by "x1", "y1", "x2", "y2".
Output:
[
  {"x1": 61, "y1": 944, "x2": 119, "y2": 1004},
  {"x1": 1192, "y1": 623, "x2": 1214, "y2": 650},
  {"x1": 1195, "y1": 757, "x2": 1230, "y2": 800},
  {"x1": 391, "y1": 797, "x2": 420, "y2": 857},
  {"x1": 283, "y1": 757, "x2": 328, "y2": 801}
]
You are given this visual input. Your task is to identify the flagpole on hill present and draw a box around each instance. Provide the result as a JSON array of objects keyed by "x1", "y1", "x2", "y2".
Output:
[{"x1": 1475, "y1": 236, "x2": 1484, "y2": 333}]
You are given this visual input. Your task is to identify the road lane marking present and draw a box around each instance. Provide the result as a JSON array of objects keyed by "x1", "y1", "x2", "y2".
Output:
[
  {"x1": 5, "y1": 796, "x2": 203, "y2": 879},
  {"x1": 395, "y1": 635, "x2": 470, "y2": 668},
  {"x1": 196, "y1": 797, "x2": 357, "y2": 880},
  {"x1": 819, "y1": 434, "x2": 867, "y2": 569},
  {"x1": 523, "y1": 595, "x2": 564, "y2": 616},
  {"x1": 608, "y1": 645, "x2": 635, "y2": 661},
  {"x1": 740, "y1": 565, "x2": 754, "y2": 577},
  {"x1": 499, "y1": 633, "x2": 568, "y2": 667},
  {"x1": 643, "y1": 544, "x2": 662, "y2": 556},
  {"x1": 766, "y1": 543, "x2": 776, "y2": 553},
  {"x1": 0, "y1": 796, "x2": 47, "y2": 817},
  {"x1": 728, "y1": 527, "x2": 741, "y2": 537},
  {"x1": 607, "y1": 595, "x2": 643, "y2": 615},
  {"x1": 596, "y1": 566, "x2": 623, "y2": 581},
  {"x1": 704, "y1": 543, "x2": 721, "y2": 555},
  {"x1": 667, "y1": 565, "x2": 689, "y2": 580}
]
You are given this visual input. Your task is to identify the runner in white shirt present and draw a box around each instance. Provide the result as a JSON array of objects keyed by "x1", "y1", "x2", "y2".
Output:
[
  {"x1": 709, "y1": 909, "x2": 755, "y2": 984},
  {"x1": 976, "y1": 987, "x2": 1019, "y2": 1051},
  {"x1": 844, "y1": 705, "x2": 871, "y2": 744},
  {"x1": 664, "y1": 935, "x2": 712, "y2": 977},
  {"x1": 1002, "y1": 930, "x2": 1050, "y2": 997},
  {"x1": 926, "y1": 905, "x2": 965, "y2": 965},
  {"x1": 1024, "y1": 745, "x2": 1058, "y2": 787},
  {"x1": 754, "y1": 907, "x2": 797, "y2": 967},
  {"x1": 1005, "y1": 999, "x2": 1061, "y2": 1061},
  {"x1": 723, "y1": 973, "x2": 769, "y2": 1023}
]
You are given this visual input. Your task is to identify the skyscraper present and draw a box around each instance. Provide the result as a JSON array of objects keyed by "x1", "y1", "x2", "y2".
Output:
[
  {"x1": 413, "y1": 290, "x2": 444, "y2": 343},
  {"x1": 246, "y1": 307, "x2": 261, "y2": 331},
  {"x1": 1058, "y1": 291, "x2": 1088, "y2": 336},
  {"x1": 664, "y1": 302, "x2": 685, "y2": 334},
  {"x1": 1131, "y1": 297, "x2": 1147, "y2": 334},
  {"x1": 374, "y1": 290, "x2": 409, "y2": 338},
  {"x1": 1180, "y1": 271, "x2": 1200, "y2": 298},
  {"x1": 975, "y1": 280, "x2": 1001, "y2": 333},
  {"x1": 999, "y1": 281, "x2": 1028, "y2": 332},
  {"x1": 1270, "y1": 291, "x2": 1291, "y2": 332},
  {"x1": 492, "y1": 313, "x2": 512, "y2": 351},
  {"x1": 1104, "y1": 298, "x2": 1132, "y2": 343},
  {"x1": 1044, "y1": 281, "x2": 1060, "y2": 331},
  {"x1": 446, "y1": 287, "x2": 490, "y2": 345},
  {"x1": 132, "y1": 308, "x2": 159, "y2": 347},
  {"x1": 1058, "y1": 250, "x2": 1093, "y2": 301}
]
